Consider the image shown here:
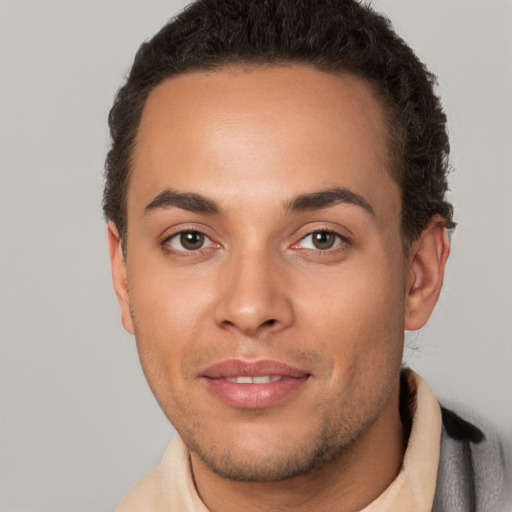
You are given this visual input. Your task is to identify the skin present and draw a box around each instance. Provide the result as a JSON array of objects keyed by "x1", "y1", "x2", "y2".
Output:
[{"x1": 109, "y1": 65, "x2": 450, "y2": 511}]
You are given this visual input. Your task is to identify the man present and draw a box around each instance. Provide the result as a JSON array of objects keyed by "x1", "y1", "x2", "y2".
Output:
[{"x1": 104, "y1": 0, "x2": 509, "y2": 510}]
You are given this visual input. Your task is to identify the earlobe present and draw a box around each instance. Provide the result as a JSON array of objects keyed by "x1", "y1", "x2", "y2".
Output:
[
  {"x1": 404, "y1": 216, "x2": 451, "y2": 331},
  {"x1": 107, "y1": 222, "x2": 135, "y2": 335}
]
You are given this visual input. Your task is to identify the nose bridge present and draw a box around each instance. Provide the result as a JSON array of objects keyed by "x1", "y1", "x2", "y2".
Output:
[{"x1": 214, "y1": 241, "x2": 293, "y2": 335}]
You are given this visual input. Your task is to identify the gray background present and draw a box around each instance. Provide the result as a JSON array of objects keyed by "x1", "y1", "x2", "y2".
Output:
[{"x1": 0, "y1": 0, "x2": 511, "y2": 510}]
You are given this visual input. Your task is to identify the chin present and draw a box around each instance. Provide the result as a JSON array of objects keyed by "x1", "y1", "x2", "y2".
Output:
[
  {"x1": 185, "y1": 412, "x2": 373, "y2": 483},
  {"x1": 192, "y1": 440, "x2": 337, "y2": 482}
]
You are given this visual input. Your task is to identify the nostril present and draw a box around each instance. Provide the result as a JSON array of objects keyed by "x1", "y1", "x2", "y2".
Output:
[{"x1": 264, "y1": 319, "x2": 277, "y2": 326}]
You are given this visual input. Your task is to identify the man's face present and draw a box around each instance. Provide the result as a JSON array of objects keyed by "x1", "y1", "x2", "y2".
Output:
[{"x1": 120, "y1": 66, "x2": 409, "y2": 481}]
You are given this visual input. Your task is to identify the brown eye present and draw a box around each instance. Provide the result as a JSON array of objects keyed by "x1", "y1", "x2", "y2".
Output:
[
  {"x1": 311, "y1": 231, "x2": 337, "y2": 249},
  {"x1": 296, "y1": 230, "x2": 344, "y2": 251},
  {"x1": 166, "y1": 230, "x2": 212, "y2": 252},
  {"x1": 179, "y1": 231, "x2": 205, "y2": 250}
]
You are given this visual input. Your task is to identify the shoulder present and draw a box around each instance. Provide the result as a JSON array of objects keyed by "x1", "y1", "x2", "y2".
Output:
[
  {"x1": 116, "y1": 466, "x2": 171, "y2": 512},
  {"x1": 116, "y1": 436, "x2": 206, "y2": 512},
  {"x1": 433, "y1": 404, "x2": 511, "y2": 512}
]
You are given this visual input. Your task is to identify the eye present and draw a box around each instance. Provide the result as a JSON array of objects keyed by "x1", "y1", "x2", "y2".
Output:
[
  {"x1": 165, "y1": 230, "x2": 214, "y2": 252},
  {"x1": 297, "y1": 230, "x2": 345, "y2": 250}
]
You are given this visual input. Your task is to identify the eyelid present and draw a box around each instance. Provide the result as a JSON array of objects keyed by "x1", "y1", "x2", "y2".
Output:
[
  {"x1": 159, "y1": 222, "x2": 217, "y2": 243},
  {"x1": 301, "y1": 231, "x2": 343, "y2": 248},
  {"x1": 294, "y1": 229, "x2": 347, "y2": 250},
  {"x1": 290, "y1": 224, "x2": 352, "y2": 249},
  {"x1": 160, "y1": 224, "x2": 221, "y2": 255},
  {"x1": 167, "y1": 231, "x2": 215, "y2": 250}
]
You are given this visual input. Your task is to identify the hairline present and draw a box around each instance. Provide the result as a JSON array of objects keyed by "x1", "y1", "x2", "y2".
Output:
[{"x1": 119, "y1": 61, "x2": 410, "y2": 256}]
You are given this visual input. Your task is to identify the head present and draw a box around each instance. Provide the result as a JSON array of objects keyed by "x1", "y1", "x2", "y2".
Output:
[{"x1": 105, "y1": 0, "x2": 452, "y2": 485}]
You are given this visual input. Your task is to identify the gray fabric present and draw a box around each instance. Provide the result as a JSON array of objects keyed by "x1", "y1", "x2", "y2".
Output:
[{"x1": 432, "y1": 406, "x2": 511, "y2": 512}]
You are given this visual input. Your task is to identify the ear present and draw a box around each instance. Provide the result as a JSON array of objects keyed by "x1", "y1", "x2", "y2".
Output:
[
  {"x1": 404, "y1": 215, "x2": 451, "y2": 331},
  {"x1": 107, "y1": 222, "x2": 135, "y2": 334}
]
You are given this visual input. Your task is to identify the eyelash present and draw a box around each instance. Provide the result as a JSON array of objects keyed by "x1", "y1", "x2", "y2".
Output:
[
  {"x1": 160, "y1": 222, "x2": 351, "y2": 258},
  {"x1": 292, "y1": 229, "x2": 350, "y2": 253},
  {"x1": 161, "y1": 229, "x2": 350, "y2": 257},
  {"x1": 161, "y1": 229, "x2": 218, "y2": 257}
]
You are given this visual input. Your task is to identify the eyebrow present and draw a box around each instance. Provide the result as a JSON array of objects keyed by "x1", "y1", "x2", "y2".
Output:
[
  {"x1": 144, "y1": 189, "x2": 222, "y2": 215},
  {"x1": 144, "y1": 186, "x2": 374, "y2": 217},
  {"x1": 285, "y1": 187, "x2": 374, "y2": 216}
]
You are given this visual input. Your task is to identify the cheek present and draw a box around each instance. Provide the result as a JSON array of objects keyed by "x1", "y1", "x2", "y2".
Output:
[
  {"x1": 294, "y1": 254, "x2": 406, "y2": 368},
  {"x1": 130, "y1": 259, "x2": 211, "y2": 320},
  {"x1": 127, "y1": 271, "x2": 214, "y2": 420},
  {"x1": 127, "y1": 264, "x2": 215, "y2": 372}
]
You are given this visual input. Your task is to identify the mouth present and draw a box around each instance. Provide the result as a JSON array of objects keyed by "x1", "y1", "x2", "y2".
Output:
[{"x1": 200, "y1": 359, "x2": 311, "y2": 409}]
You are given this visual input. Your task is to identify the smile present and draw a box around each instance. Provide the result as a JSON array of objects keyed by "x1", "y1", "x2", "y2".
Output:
[{"x1": 200, "y1": 359, "x2": 311, "y2": 409}]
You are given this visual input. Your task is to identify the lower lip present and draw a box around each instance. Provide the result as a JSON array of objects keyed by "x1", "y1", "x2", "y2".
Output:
[{"x1": 202, "y1": 376, "x2": 309, "y2": 409}]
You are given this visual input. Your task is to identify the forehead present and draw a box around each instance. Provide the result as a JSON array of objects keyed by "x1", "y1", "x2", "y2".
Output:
[{"x1": 130, "y1": 65, "x2": 399, "y2": 221}]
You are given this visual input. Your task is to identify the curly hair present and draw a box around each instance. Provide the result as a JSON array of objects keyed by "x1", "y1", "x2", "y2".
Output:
[{"x1": 103, "y1": 0, "x2": 455, "y2": 249}]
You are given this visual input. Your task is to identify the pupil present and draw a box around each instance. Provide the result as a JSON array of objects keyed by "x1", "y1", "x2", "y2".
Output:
[
  {"x1": 313, "y1": 231, "x2": 335, "y2": 249},
  {"x1": 181, "y1": 231, "x2": 204, "y2": 250}
]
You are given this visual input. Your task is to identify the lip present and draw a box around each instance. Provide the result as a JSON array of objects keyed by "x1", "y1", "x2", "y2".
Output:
[{"x1": 200, "y1": 359, "x2": 311, "y2": 409}]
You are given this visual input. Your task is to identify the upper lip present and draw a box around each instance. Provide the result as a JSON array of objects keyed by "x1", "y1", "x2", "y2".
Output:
[{"x1": 200, "y1": 359, "x2": 310, "y2": 379}]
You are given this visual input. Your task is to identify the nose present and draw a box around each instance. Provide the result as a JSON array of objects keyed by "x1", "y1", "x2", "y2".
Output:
[{"x1": 214, "y1": 247, "x2": 294, "y2": 337}]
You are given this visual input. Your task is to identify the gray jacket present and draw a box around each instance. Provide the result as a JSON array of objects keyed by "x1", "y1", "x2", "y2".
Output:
[{"x1": 433, "y1": 407, "x2": 511, "y2": 512}]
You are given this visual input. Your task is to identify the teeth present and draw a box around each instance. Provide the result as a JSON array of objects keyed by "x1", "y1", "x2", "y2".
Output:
[
  {"x1": 253, "y1": 376, "x2": 271, "y2": 384},
  {"x1": 225, "y1": 376, "x2": 282, "y2": 384}
]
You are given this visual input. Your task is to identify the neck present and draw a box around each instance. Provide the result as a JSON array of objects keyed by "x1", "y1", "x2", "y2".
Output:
[{"x1": 190, "y1": 382, "x2": 405, "y2": 512}]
